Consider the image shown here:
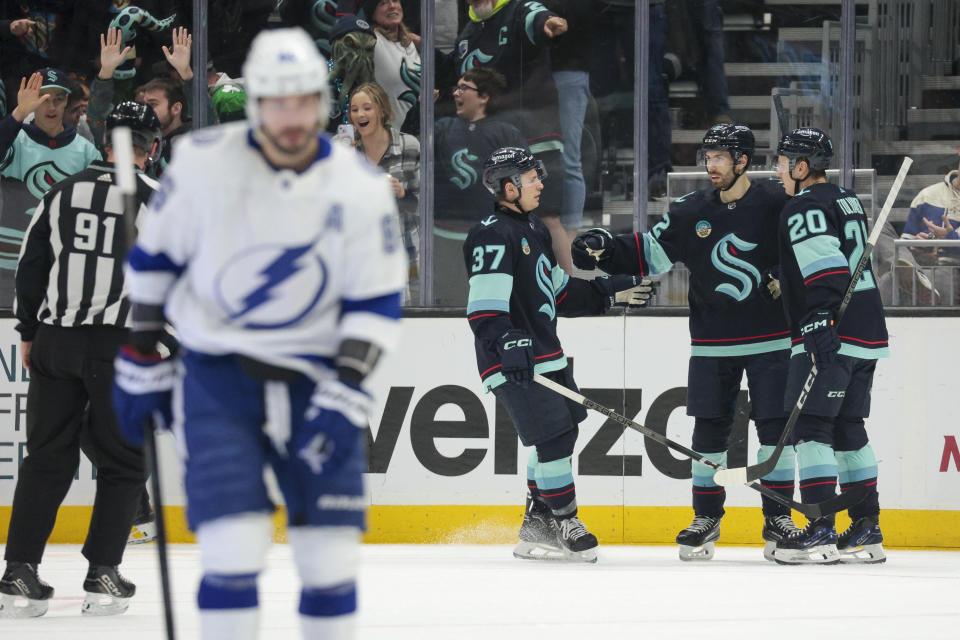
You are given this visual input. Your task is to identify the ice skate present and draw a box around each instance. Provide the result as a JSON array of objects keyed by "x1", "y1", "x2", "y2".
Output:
[
  {"x1": 838, "y1": 515, "x2": 886, "y2": 564},
  {"x1": 82, "y1": 565, "x2": 136, "y2": 616},
  {"x1": 513, "y1": 495, "x2": 563, "y2": 561},
  {"x1": 128, "y1": 493, "x2": 157, "y2": 545},
  {"x1": 676, "y1": 514, "x2": 721, "y2": 561},
  {"x1": 127, "y1": 519, "x2": 157, "y2": 545},
  {"x1": 0, "y1": 562, "x2": 54, "y2": 618},
  {"x1": 774, "y1": 517, "x2": 840, "y2": 565},
  {"x1": 556, "y1": 516, "x2": 598, "y2": 563},
  {"x1": 762, "y1": 515, "x2": 802, "y2": 561}
]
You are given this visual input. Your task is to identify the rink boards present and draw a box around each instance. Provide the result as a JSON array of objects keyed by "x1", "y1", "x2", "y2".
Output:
[{"x1": 0, "y1": 316, "x2": 958, "y2": 548}]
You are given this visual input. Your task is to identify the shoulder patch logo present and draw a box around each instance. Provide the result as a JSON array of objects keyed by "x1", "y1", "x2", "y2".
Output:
[
  {"x1": 521, "y1": 238, "x2": 531, "y2": 255},
  {"x1": 481, "y1": 215, "x2": 497, "y2": 226},
  {"x1": 696, "y1": 220, "x2": 712, "y2": 238}
]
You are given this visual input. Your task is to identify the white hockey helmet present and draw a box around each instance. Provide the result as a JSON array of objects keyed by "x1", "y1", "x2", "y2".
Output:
[{"x1": 243, "y1": 27, "x2": 330, "y2": 130}]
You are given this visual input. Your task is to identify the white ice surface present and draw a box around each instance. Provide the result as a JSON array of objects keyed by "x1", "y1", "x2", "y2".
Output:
[{"x1": 2, "y1": 544, "x2": 958, "y2": 639}]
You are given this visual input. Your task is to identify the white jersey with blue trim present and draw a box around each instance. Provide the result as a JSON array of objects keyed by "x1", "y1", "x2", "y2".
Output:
[{"x1": 126, "y1": 122, "x2": 407, "y2": 379}]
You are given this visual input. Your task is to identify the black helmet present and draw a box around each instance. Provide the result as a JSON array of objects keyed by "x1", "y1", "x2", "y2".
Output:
[
  {"x1": 697, "y1": 123, "x2": 755, "y2": 167},
  {"x1": 105, "y1": 101, "x2": 163, "y2": 157},
  {"x1": 776, "y1": 127, "x2": 833, "y2": 171},
  {"x1": 482, "y1": 147, "x2": 547, "y2": 199}
]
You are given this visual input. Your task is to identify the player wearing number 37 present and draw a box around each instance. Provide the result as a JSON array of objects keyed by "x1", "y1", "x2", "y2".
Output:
[
  {"x1": 772, "y1": 128, "x2": 889, "y2": 565},
  {"x1": 464, "y1": 147, "x2": 654, "y2": 563}
]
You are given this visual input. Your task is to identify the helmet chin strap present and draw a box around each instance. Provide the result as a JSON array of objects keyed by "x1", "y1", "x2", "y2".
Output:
[
  {"x1": 789, "y1": 160, "x2": 810, "y2": 195},
  {"x1": 720, "y1": 153, "x2": 747, "y2": 192}
]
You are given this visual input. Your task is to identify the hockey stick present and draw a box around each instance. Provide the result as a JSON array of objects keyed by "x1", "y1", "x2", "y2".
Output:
[
  {"x1": 114, "y1": 126, "x2": 177, "y2": 640},
  {"x1": 533, "y1": 374, "x2": 867, "y2": 519},
  {"x1": 713, "y1": 156, "x2": 914, "y2": 487},
  {"x1": 773, "y1": 93, "x2": 789, "y2": 141}
]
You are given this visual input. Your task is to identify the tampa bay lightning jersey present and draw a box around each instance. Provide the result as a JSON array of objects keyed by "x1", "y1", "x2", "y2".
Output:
[
  {"x1": 778, "y1": 182, "x2": 889, "y2": 359},
  {"x1": 464, "y1": 204, "x2": 607, "y2": 390},
  {"x1": 601, "y1": 179, "x2": 789, "y2": 356},
  {"x1": 126, "y1": 122, "x2": 407, "y2": 379}
]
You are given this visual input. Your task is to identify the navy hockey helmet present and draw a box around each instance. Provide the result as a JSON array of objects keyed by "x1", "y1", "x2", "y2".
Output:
[
  {"x1": 482, "y1": 147, "x2": 547, "y2": 200},
  {"x1": 777, "y1": 127, "x2": 834, "y2": 171},
  {"x1": 106, "y1": 100, "x2": 163, "y2": 159},
  {"x1": 697, "y1": 124, "x2": 755, "y2": 167}
]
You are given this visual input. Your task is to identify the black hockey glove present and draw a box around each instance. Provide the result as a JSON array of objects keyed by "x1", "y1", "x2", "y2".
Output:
[
  {"x1": 593, "y1": 275, "x2": 655, "y2": 309},
  {"x1": 759, "y1": 266, "x2": 781, "y2": 301},
  {"x1": 572, "y1": 228, "x2": 616, "y2": 270},
  {"x1": 496, "y1": 329, "x2": 535, "y2": 387},
  {"x1": 800, "y1": 310, "x2": 840, "y2": 366}
]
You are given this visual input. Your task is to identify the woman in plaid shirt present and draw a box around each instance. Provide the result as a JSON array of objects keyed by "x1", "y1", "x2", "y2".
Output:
[{"x1": 350, "y1": 82, "x2": 420, "y2": 300}]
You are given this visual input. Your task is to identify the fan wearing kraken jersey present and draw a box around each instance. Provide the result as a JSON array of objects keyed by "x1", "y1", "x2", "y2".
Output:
[{"x1": 573, "y1": 125, "x2": 799, "y2": 561}]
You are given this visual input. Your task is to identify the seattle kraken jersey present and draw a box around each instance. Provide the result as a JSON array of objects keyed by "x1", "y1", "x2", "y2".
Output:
[
  {"x1": 453, "y1": 1, "x2": 558, "y2": 112},
  {"x1": 602, "y1": 179, "x2": 790, "y2": 356},
  {"x1": 0, "y1": 119, "x2": 101, "y2": 198},
  {"x1": 464, "y1": 204, "x2": 607, "y2": 390},
  {"x1": 778, "y1": 182, "x2": 889, "y2": 359},
  {"x1": 435, "y1": 116, "x2": 526, "y2": 224},
  {"x1": 126, "y1": 122, "x2": 407, "y2": 379}
]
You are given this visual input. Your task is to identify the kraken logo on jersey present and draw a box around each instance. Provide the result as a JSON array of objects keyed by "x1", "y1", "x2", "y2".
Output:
[
  {"x1": 215, "y1": 241, "x2": 328, "y2": 330},
  {"x1": 460, "y1": 48, "x2": 494, "y2": 75},
  {"x1": 535, "y1": 254, "x2": 556, "y2": 320},
  {"x1": 450, "y1": 149, "x2": 480, "y2": 189},
  {"x1": 24, "y1": 161, "x2": 70, "y2": 199},
  {"x1": 398, "y1": 59, "x2": 422, "y2": 107},
  {"x1": 710, "y1": 233, "x2": 762, "y2": 302}
]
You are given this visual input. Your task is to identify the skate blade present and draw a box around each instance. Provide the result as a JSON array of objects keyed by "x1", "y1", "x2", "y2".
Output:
[
  {"x1": 127, "y1": 521, "x2": 157, "y2": 545},
  {"x1": 763, "y1": 540, "x2": 777, "y2": 562},
  {"x1": 839, "y1": 543, "x2": 886, "y2": 564},
  {"x1": 678, "y1": 542, "x2": 715, "y2": 561},
  {"x1": 0, "y1": 593, "x2": 49, "y2": 618},
  {"x1": 513, "y1": 540, "x2": 565, "y2": 561},
  {"x1": 81, "y1": 592, "x2": 131, "y2": 616},
  {"x1": 773, "y1": 544, "x2": 841, "y2": 565},
  {"x1": 561, "y1": 547, "x2": 598, "y2": 564}
]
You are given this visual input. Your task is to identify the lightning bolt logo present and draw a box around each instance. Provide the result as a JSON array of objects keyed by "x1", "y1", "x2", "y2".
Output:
[{"x1": 230, "y1": 243, "x2": 314, "y2": 319}]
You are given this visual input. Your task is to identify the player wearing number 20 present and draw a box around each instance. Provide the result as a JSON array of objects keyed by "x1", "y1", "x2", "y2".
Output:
[
  {"x1": 113, "y1": 28, "x2": 406, "y2": 639},
  {"x1": 464, "y1": 147, "x2": 654, "y2": 563},
  {"x1": 772, "y1": 128, "x2": 888, "y2": 565}
]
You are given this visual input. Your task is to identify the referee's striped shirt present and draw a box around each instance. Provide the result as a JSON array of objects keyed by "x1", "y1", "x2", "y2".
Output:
[{"x1": 14, "y1": 160, "x2": 158, "y2": 340}]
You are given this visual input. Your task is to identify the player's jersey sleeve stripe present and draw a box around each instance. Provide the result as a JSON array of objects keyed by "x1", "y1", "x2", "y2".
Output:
[
  {"x1": 791, "y1": 234, "x2": 847, "y2": 279},
  {"x1": 633, "y1": 233, "x2": 646, "y2": 276},
  {"x1": 127, "y1": 246, "x2": 185, "y2": 275},
  {"x1": 641, "y1": 233, "x2": 674, "y2": 275},
  {"x1": 466, "y1": 272, "x2": 513, "y2": 314},
  {"x1": 804, "y1": 269, "x2": 849, "y2": 285},
  {"x1": 341, "y1": 292, "x2": 402, "y2": 320}
]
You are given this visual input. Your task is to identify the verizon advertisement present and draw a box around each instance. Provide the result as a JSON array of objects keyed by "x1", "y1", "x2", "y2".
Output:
[{"x1": 0, "y1": 316, "x2": 958, "y2": 513}]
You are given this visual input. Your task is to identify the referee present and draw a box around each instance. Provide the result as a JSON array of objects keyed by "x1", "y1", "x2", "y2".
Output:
[{"x1": 0, "y1": 102, "x2": 161, "y2": 618}]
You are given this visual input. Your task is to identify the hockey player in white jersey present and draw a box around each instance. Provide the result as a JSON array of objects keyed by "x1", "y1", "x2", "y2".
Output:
[{"x1": 111, "y1": 28, "x2": 406, "y2": 640}]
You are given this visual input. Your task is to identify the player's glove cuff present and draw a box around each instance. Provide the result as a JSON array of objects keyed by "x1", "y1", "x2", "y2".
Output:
[
  {"x1": 307, "y1": 378, "x2": 372, "y2": 428},
  {"x1": 593, "y1": 275, "x2": 655, "y2": 309}
]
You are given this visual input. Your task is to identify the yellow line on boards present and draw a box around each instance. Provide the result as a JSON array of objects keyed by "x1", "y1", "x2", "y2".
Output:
[{"x1": 1, "y1": 506, "x2": 957, "y2": 548}]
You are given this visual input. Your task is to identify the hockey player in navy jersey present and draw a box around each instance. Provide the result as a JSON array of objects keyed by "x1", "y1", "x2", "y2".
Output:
[
  {"x1": 465, "y1": 147, "x2": 653, "y2": 563},
  {"x1": 572, "y1": 125, "x2": 801, "y2": 561},
  {"x1": 111, "y1": 28, "x2": 406, "y2": 639},
  {"x1": 771, "y1": 128, "x2": 888, "y2": 565}
]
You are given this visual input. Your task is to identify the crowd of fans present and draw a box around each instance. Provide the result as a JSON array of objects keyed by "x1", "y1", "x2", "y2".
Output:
[{"x1": 1, "y1": 1, "x2": 951, "y2": 308}]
